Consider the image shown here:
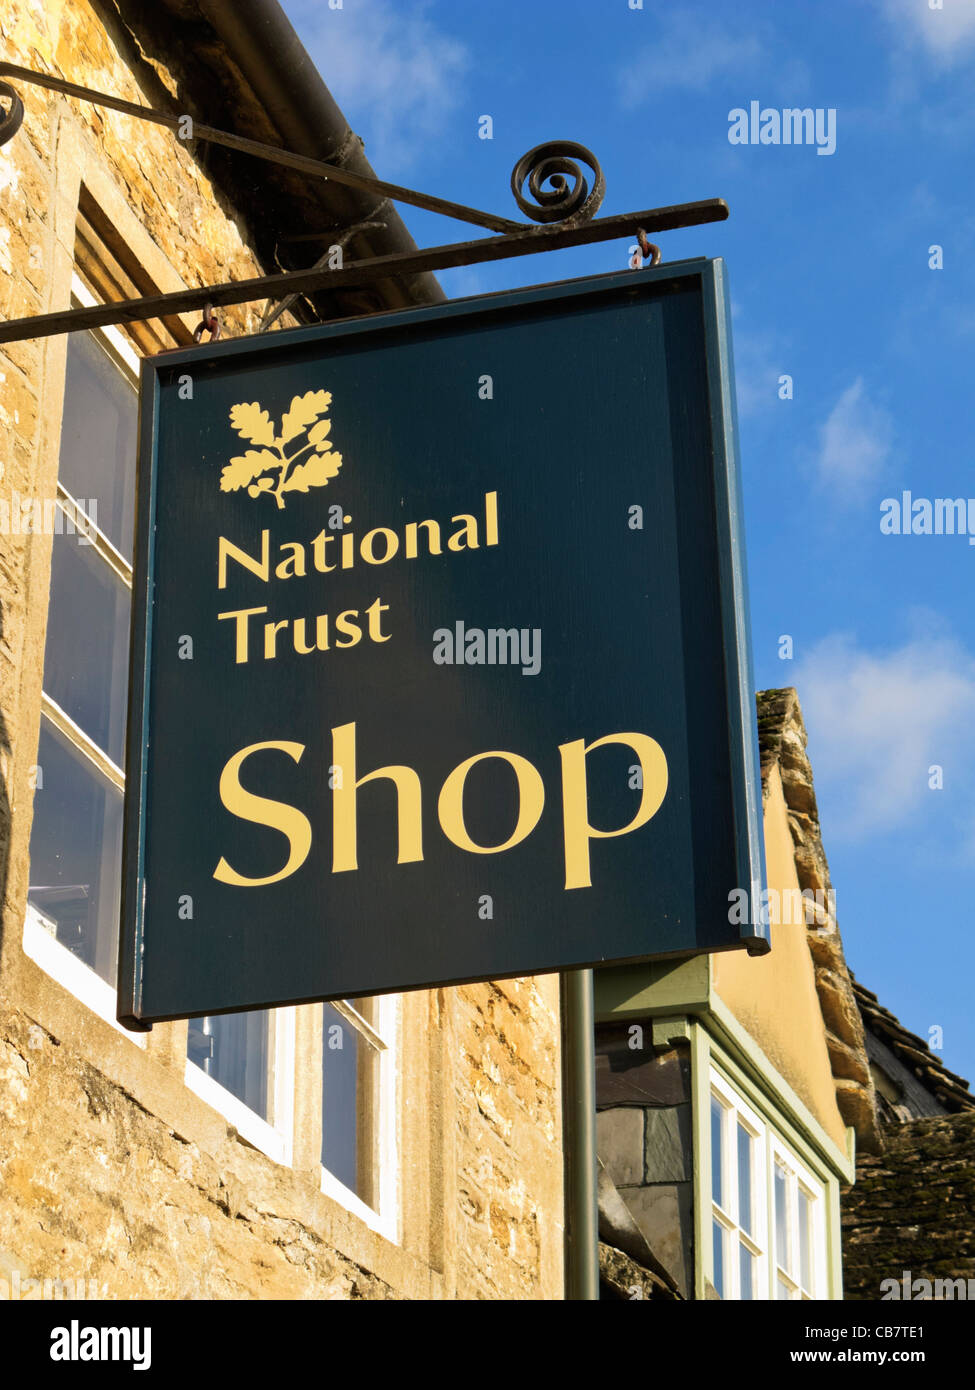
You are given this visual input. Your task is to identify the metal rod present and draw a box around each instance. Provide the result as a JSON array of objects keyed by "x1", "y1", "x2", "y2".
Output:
[
  {"x1": 0, "y1": 62, "x2": 520, "y2": 234},
  {"x1": 0, "y1": 199, "x2": 728, "y2": 345},
  {"x1": 560, "y1": 968, "x2": 599, "y2": 1301}
]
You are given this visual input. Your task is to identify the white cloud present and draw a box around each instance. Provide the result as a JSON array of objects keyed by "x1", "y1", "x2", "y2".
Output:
[
  {"x1": 619, "y1": 15, "x2": 763, "y2": 106},
  {"x1": 816, "y1": 378, "x2": 893, "y2": 499},
  {"x1": 877, "y1": 0, "x2": 975, "y2": 64},
  {"x1": 284, "y1": 0, "x2": 469, "y2": 171},
  {"x1": 731, "y1": 323, "x2": 788, "y2": 419},
  {"x1": 793, "y1": 626, "x2": 975, "y2": 839}
]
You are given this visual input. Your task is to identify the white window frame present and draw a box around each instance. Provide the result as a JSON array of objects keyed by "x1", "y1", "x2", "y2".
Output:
[
  {"x1": 320, "y1": 994, "x2": 400, "y2": 1242},
  {"x1": 710, "y1": 1070, "x2": 768, "y2": 1299},
  {"x1": 185, "y1": 1007, "x2": 296, "y2": 1167},
  {"x1": 24, "y1": 900, "x2": 145, "y2": 1047},
  {"x1": 709, "y1": 1067, "x2": 827, "y2": 1300},
  {"x1": 770, "y1": 1137, "x2": 827, "y2": 1300},
  {"x1": 23, "y1": 273, "x2": 140, "y2": 1044}
]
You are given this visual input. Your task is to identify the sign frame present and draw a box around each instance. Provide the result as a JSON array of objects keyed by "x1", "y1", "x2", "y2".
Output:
[{"x1": 118, "y1": 258, "x2": 768, "y2": 1030}]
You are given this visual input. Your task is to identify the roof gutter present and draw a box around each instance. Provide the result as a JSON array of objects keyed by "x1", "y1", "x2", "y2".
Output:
[{"x1": 196, "y1": 0, "x2": 445, "y2": 312}]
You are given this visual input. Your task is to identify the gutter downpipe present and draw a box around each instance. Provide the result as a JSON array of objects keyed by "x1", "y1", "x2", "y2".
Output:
[{"x1": 561, "y1": 969, "x2": 600, "y2": 1299}]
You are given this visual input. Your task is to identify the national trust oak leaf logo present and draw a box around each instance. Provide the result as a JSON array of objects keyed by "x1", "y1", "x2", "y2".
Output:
[{"x1": 220, "y1": 388, "x2": 343, "y2": 510}]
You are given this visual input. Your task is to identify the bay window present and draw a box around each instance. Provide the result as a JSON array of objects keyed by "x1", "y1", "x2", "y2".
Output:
[{"x1": 709, "y1": 1068, "x2": 827, "y2": 1300}]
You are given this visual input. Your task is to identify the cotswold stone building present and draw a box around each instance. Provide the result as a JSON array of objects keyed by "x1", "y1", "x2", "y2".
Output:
[
  {"x1": 841, "y1": 981, "x2": 975, "y2": 1300},
  {"x1": 1, "y1": 0, "x2": 969, "y2": 1305},
  {"x1": 0, "y1": 0, "x2": 561, "y2": 1300},
  {"x1": 595, "y1": 689, "x2": 973, "y2": 1301}
]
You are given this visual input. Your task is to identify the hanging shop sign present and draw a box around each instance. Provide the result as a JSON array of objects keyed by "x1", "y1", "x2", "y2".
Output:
[{"x1": 118, "y1": 259, "x2": 767, "y2": 1028}]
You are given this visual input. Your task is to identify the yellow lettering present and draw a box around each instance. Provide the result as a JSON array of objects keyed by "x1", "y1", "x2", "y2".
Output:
[
  {"x1": 334, "y1": 610, "x2": 362, "y2": 648},
  {"x1": 438, "y1": 750, "x2": 544, "y2": 853},
  {"x1": 264, "y1": 618, "x2": 289, "y2": 660},
  {"x1": 447, "y1": 514, "x2": 479, "y2": 552},
  {"x1": 312, "y1": 531, "x2": 336, "y2": 572},
  {"x1": 218, "y1": 531, "x2": 269, "y2": 589},
  {"x1": 559, "y1": 732, "x2": 668, "y2": 890},
  {"x1": 217, "y1": 605, "x2": 268, "y2": 663},
  {"x1": 361, "y1": 527, "x2": 399, "y2": 565},
  {"x1": 485, "y1": 490, "x2": 498, "y2": 546},
  {"x1": 213, "y1": 741, "x2": 311, "y2": 886},
  {"x1": 404, "y1": 519, "x2": 442, "y2": 557},
  {"x1": 275, "y1": 541, "x2": 306, "y2": 580},
  {"x1": 332, "y1": 722, "x2": 423, "y2": 872},
  {"x1": 293, "y1": 615, "x2": 329, "y2": 654},
  {"x1": 365, "y1": 597, "x2": 391, "y2": 643}
]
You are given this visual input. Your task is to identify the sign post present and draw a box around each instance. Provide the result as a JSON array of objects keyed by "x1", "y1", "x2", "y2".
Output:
[{"x1": 561, "y1": 968, "x2": 600, "y2": 1299}]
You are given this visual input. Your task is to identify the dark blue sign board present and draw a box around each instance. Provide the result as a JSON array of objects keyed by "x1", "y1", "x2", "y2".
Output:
[{"x1": 119, "y1": 259, "x2": 768, "y2": 1028}]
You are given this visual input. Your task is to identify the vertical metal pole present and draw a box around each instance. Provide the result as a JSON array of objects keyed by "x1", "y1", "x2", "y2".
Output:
[{"x1": 560, "y1": 967, "x2": 599, "y2": 1300}]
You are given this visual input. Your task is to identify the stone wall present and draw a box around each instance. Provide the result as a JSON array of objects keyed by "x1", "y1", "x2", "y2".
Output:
[
  {"x1": 452, "y1": 979, "x2": 563, "y2": 1298},
  {"x1": 0, "y1": 0, "x2": 564, "y2": 1301},
  {"x1": 842, "y1": 1112, "x2": 975, "y2": 1299},
  {"x1": 0, "y1": 975, "x2": 563, "y2": 1299},
  {"x1": 595, "y1": 1027, "x2": 693, "y2": 1296},
  {"x1": 756, "y1": 689, "x2": 881, "y2": 1153}
]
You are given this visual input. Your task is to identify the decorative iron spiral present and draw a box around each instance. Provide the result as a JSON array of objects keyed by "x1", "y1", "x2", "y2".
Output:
[
  {"x1": 510, "y1": 142, "x2": 604, "y2": 225},
  {"x1": 0, "y1": 81, "x2": 24, "y2": 148}
]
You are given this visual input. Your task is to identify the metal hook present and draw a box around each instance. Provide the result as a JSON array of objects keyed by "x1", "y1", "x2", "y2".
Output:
[
  {"x1": 193, "y1": 302, "x2": 221, "y2": 343},
  {"x1": 0, "y1": 81, "x2": 25, "y2": 147},
  {"x1": 629, "y1": 228, "x2": 662, "y2": 269}
]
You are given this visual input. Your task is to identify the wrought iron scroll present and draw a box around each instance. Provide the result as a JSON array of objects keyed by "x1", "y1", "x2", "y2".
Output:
[{"x1": 0, "y1": 63, "x2": 730, "y2": 346}]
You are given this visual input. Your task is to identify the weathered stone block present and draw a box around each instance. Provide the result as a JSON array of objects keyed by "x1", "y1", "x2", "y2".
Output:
[
  {"x1": 644, "y1": 1105, "x2": 691, "y2": 1183},
  {"x1": 595, "y1": 1033, "x2": 690, "y2": 1107},
  {"x1": 597, "y1": 1107, "x2": 644, "y2": 1188},
  {"x1": 618, "y1": 1182, "x2": 693, "y2": 1297}
]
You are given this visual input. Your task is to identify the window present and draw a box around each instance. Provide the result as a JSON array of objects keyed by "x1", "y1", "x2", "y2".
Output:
[
  {"x1": 185, "y1": 1007, "x2": 296, "y2": 1166},
  {"x1": 321, "y1": 996, "x2": 398, "y2": 1238},
  {"x1": 25, "y1": 237, "x2": 395, "y2": 1224},
  {"x1": 709, "y1": 1070, "x2": 826, "y2": 1300},
  {"x1": 24, "y1": 274, "x2": 139, "y2": 1039},
  {"x1": 710, "y1": 1075, "x2": 767, "y2": 1300},
  {"x1": 771, "y1": 1142, "x2": 825, "y2": 1300}
]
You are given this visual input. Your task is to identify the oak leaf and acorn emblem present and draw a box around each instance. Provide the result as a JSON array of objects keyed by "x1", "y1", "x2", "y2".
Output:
[{"x1": 220, "y1": 389, "x2": 343, "y2": 509}]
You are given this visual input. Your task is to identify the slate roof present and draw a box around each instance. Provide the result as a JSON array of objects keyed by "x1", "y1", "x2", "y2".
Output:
[
  {"x1": 842, "y1": 1110, "x2": 975, "y2": 1299},
  {"x1": 852, "y1": 976, "x2": 975, "y2": 1116}
]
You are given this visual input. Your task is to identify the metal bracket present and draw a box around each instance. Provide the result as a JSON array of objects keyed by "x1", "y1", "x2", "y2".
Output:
[
  {"x1": 0, "y1": 200, "x2": 729, "y2": 345},
  {"x1": 0, "y1": 63, "x2": 729, "y2": 345},
  {"x1": 0, "y1": 79, "x2": 24, "y2": 145}
]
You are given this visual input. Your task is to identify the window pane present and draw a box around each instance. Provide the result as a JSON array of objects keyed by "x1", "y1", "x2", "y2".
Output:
[
  {"x1": 711, "y1": 1096, "x2": 725, "y2": 1209},
  {"x1": 59, "y1": 331, "x2": 137, "y2": 559},
  {"x1": 798, "y1": 1187, "x2": 812, "y2": 1291},
  {"x1": 44, "y1": 533, "x2": 129, "y2": 764},
  {"x1": 27, "y1": 722, "x2": 123, "y2": 983},
  {"x1": 712, "y1": 1219, "x2": 726, "y2": 1298},
  {"x1": 776, "y1": 1276, "x2": 792, "y2": 1300},
  {"x1": 774, "y1": 1162, "x2": 789, "y2": 1271},
  {"x1": 322, "y1": 1003, "x2": 376, "y2": 1206},
  {"x1": 188, "y1": 1011, "x2": 269, "y2": 1120},
  {"x1": 737, "y1": 1123, "x2": 752, "y2": 1235},
  {"x1": 739, "y1": 1242, "x2": 754, "y2": 1300}
]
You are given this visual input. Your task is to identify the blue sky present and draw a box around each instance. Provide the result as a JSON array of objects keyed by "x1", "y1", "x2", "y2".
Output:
[{"x1": 282, "y1": 0, "x2": 975, "y2": 1081}]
